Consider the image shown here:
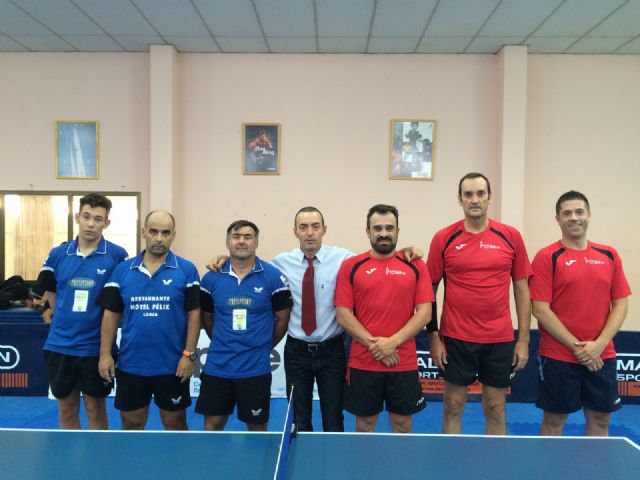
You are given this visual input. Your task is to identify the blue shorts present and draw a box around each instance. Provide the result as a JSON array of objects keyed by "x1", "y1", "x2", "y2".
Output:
[{"x1": 536, "y1": 356, "x2": 621, "y2": 414}]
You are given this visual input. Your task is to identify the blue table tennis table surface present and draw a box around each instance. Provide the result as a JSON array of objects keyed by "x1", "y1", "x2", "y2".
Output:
[{"x1": 1, "y1": 428, "x2": 639, "y2": 480}]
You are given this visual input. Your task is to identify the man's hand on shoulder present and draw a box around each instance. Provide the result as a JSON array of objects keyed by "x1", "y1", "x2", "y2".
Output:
[
  {"x1": 206, "y1": 255, "x2": 228, "y2": 272},
  {"x1": 399, "y1": 246, "x2": 423, "y2": 262}
]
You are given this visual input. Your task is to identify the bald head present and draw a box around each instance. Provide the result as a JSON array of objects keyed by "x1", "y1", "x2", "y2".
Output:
[
  {"x1": 144, "y1": 210, "x2": 176, "y2": 229},
  {"x1": 142, "y1": 210, "x2": 176, "y2": 259}
]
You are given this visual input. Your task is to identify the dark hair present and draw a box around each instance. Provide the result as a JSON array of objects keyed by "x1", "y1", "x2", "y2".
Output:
[
  {"x1": 410, "y1": 121, "x2": 419, "y2": 127},
  {"x1": 458, "y1": 172, "x2": 492, "y2": 197},
  {"x1": 144, "y1": 210, "x2": 176, "y2": 229},
  {"x1": 294, "y1": 206, "x2": 325, "y2": 227},
  {"x1": 366, "y1": 204, "x2": 399, "y2": 229},
  {"x1": 226, "y1": 220, "x2": 259, "y2": 239},
  {"x1": 555, "y1": 191, "x2": 590, "y2": 214},
  {"x1": 79, "y1": 193, "x2": 112, "y2": 215}
]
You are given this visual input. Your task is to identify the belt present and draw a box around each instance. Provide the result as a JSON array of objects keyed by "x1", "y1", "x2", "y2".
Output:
[{"x1": 286, "y1": 334, "x2": 344, "y2": 352}]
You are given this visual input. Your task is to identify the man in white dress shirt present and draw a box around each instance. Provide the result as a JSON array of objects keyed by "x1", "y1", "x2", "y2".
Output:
[{"x1": 273, "y1": 207, "x2": 351, "y2": 432}]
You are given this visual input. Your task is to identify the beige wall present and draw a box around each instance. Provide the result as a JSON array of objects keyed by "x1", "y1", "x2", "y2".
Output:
[
  {"x1": 1, "y1": 50, "x2": 638, "y2": 330},
  {"x1": 525, "y1": 55, "x2": 640, "y2": 330},
  {"x1": 0, "y1": 53, "x2": 150, "y2": 204},
  {"x1": 175, "y1": 53, "x2": 498, "y2": 270}
]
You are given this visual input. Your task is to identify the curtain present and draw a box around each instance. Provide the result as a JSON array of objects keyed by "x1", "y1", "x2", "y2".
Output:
[{"x1": 14, "y1": 196, "x2": 55, "y2": 280}]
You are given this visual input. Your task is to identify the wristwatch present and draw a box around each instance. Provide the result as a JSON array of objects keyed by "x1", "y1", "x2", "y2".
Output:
[{"x1": 182, "y1": 350, "x2": 197, "y2": 361}]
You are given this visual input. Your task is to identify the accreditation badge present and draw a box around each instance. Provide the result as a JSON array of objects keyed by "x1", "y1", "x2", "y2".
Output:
[
  {"x1": 232, "y1": 309, "x2": 247, "y2": 330},
  {"x1": 72, "y1": 290, "x2": 89, "y2": 312}
]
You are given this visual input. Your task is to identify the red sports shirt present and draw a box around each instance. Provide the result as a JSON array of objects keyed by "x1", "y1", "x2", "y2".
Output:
[
  {"x1": 427, "y1": 219, "x2": 531, "y2": 343},
  {"x1": 335, "y1": 252, "x2": 434, "y2": 372},
  {"x1": 530, "y1": 241, "x2": 631, "y2": 363}
]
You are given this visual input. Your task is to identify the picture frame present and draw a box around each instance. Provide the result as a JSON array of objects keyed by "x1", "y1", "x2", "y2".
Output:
[
  {"x1": 242, "y1": 123, "x2": 280, "y2": 175},
  {"x1": 56, "y1": 121, "x2": 99, "y2": 179},
  {"x1": 389, "y1": 119, "x2": 436, "y2": 181}
]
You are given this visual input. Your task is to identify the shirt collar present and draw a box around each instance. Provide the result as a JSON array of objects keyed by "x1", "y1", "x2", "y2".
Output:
[
  {"x1": 66, "y1": 237, "x2": 107, "y2": 256},
  {"x1": 221, "y1": 256, "x2": 265, "y2": 275},
  {"x1": 130, "y1": 250, "x2": 178, "y2": 270},
  {"x1": 294, "y1": 244, "x2": 325, "y2": 263}
]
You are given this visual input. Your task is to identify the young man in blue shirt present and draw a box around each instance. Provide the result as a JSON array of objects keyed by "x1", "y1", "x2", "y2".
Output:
[
  {"x1": 98, "y1": 210, "x2": 201, "y2": 430},
  {"x1": 33, "y1": 193, "x2": 128, "y2": 429}
]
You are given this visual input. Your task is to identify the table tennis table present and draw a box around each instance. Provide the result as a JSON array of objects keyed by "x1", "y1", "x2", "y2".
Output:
[{"x1": 1, "y1": 427, "x2": 639, "y2": 480}]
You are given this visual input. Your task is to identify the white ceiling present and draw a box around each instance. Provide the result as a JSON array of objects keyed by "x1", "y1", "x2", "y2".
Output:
[{"x1": 1, "y1": 0, "x2": 639, "y2": 54}]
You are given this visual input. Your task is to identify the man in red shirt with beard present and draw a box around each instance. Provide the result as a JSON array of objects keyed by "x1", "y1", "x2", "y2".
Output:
[{"x1": 335, "y1": 204, "x2": 433, "y2": 433}]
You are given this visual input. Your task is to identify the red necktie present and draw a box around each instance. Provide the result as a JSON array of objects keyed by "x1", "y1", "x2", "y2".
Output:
[{"x1": 301, "y1": 256, "x2": 316, "y2": 336}]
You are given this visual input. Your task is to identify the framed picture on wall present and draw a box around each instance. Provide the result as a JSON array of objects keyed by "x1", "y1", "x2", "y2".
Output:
[
  {"x1": 243, "y1": 123, "x2": 280, "y2": 175},
  {"x1": 389, "y1": 119, "x2": 436, "y2": 181},
  {"x1": 56, "y1": 121, "x2": 99, "y2": 179}
]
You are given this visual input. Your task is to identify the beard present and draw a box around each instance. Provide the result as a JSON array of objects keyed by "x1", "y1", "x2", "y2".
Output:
[{"x1": 371, "y1": 236, "x2": 396, "y2": 255}]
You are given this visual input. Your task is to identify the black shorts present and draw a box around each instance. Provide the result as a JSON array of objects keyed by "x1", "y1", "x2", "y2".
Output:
[
  {"x1": 442, "y1": 337, "x2": 515, "y2": 388},
  {"x1": 44, "y1": 350, "x2": 113, "y2": 399},
  {"x1": 195, "y1": 373, "x2": 271, "y2": 425},
  {"x1": 114, "y1": 369, "x2": 191, "y2": 412},
  {"x1": 536, "y1": 356, "x2": 621, "y2": 414},
  {"x1": 344, "y1": 368, "x2": 426, "y2": 417}
]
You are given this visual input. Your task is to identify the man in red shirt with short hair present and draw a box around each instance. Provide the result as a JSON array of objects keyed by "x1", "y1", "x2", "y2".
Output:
[
  {"x1": 427, "y1": 172, "x2": 532, "y2": 435},
  {"x1": 530, "y1": 190, "x2": 630, "y2": 436}
]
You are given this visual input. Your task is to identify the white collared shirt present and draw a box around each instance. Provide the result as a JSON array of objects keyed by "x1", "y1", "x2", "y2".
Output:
[{"x1": 272, "y1": 244, "x2": 353, "y2": 342}]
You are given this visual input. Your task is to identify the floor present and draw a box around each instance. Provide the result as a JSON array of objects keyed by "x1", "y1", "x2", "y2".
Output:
[{"x1": 1, "y1": 396, "x2": 639, "y2": 443}]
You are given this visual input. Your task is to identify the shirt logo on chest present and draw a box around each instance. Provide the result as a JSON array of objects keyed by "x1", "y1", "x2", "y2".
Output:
[
  {"x1": 479, "y1": 240, "x2": 500, "y2": 250},
  {"x1": 565, "y1": 260, "x2": 576, "y2": 266},
  {"x1": 365, "y1": 267, "x2": 377, "y2": 275},
  {"x1": 253, "y1": 287, "x2": 264, "y2": 293},
  {"x1": 584, "y1": 257, "x2": 605, "y2": 265},
  {"x1": 69, "y1": 277, "x2": 95, "y2": 288},
  {"x1": 385, "y1": 267, "x2": 406, "y2": 276},
  {"x1": 455, "y1": 243, "x2": 467, "y2": 250},
  {"x1": 162, "y1": 279, "x2": 173, "y2": 285},
  {"x1": 96, "y1": 268, "x2": 106, "y2": 275}
]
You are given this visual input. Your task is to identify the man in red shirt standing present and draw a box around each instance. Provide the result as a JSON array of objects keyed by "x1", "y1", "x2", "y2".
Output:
[
  {"x1": 530, "y1": 191, "x2": 630, "y2": 436},
  {"x1": 335, "y1": 204, "x2": 433, "y2": 433},
  {"x1": 427, "y1": 172, "x2": 532, "y2": 435}
]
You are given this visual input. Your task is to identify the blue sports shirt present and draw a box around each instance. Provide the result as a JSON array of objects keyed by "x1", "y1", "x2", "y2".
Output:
[
  {"x1": 200, "y1": 257, "x2": 292, "y2": 379},
  {"x1": 34, "y1": 237, "x2": 128, "y2": 356},
  {"x1": 98, "y1": 251, "x2": 200, "y2": 376}
]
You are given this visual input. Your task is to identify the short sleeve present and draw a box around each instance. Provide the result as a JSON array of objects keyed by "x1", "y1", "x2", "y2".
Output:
[
  {"x1": 529, "y1": 249, "x2": 553, "y2": 303},
  {"x1": 426, "y1": 234, "x2": 444, "y2": 285},
  {"x1": 334, "y1": 258, "x2": 354, "y2": 309},
  {"x1": 510, "y1": 229, "x2": 532, "y2": 282}
]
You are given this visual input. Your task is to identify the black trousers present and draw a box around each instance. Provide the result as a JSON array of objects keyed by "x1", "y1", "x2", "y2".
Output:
[{"x1": 284, "y1": 334, "x2": 346, "y2": 432}]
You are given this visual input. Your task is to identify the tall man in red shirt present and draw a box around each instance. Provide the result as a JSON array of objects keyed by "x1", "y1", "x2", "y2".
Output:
[
  {"x1": 530, "y1": 191, "x2": 630, "y2": 436},
  {"x1": 336, "y1": 204, "x2": 433, "y2": 433},
  {"x1": 427, "y1": 172, "x2": 532, "y2": 435}
]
